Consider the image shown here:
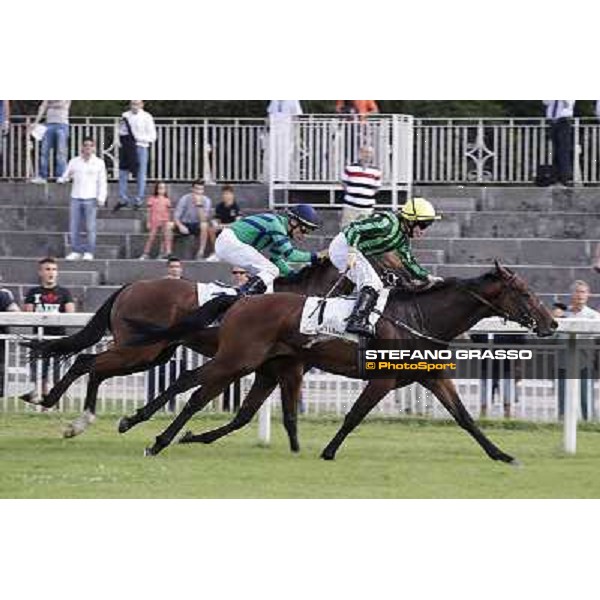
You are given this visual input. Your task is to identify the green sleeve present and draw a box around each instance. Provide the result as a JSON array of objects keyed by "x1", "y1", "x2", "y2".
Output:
[
  {"x1": 345, "y1": 214, "x2": 388, "y2": 248},
  {"x1": 398, "y1": 246, "x2": 430, "y2": 280},
  {"x1": 272, "y1": 255, "x2": 293, "y2": 276}
]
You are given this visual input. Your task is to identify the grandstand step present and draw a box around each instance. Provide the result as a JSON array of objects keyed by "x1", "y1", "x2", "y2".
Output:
[
  {"x1": 434, "y1": 264, "x2": 600, "y2": 294},
  {"x1": 423, "y1": 197, "x2": 477, "y2": 212},
  {"x1": 93, "y1": 245, "x2": 121, "y2": 260},
  {"x1": 57, "y1": 270, "x2": 100, "y2": 286},
  {"x1": 466, "y1": 212, "x2": 600, "y2": 239},
  {"x1": 0, "y1": 182, "x2": 270, "y2": 209},
  {"x1": 96, "y1": 218, "x2": 141, "y2": 234}
]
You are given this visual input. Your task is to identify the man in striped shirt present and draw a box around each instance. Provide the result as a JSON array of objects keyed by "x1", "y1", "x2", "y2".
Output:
[
  {"x1": 329, "y1": 197, "x2": 442, "y2": 337},
  {"x1": 214, "y1": 204, "x2": 328, "y2": 295},
  {"x1": 340, "y1": 146, "x2": 382, "y2": 228}
]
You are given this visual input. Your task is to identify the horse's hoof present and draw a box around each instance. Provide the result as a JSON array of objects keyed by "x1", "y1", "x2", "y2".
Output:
[
  {"x1": 117, "y1": 417, "x2": 131, "y2": 434},
  {"x1": 63, "y1": 426, "x2": 76, "y2": 439},
  {"x1": 178, "y1": 431, "x2": 195, "y2": 444},
  {"x1": 290, "y1": 444, "x2": 301, "y2": 454},
  {"x1": 144, "y1": 446, "x2": 157, "y2": 457},
  {"x1": 509, "y1": 458, "x2": 523, "y2": 469},
  {"x1": 320, "y1": 450, "x2": 335, "y2": 461}
]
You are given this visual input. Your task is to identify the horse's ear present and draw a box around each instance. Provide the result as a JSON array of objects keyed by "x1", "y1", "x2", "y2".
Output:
[{"x1": 494, "y1": 258, "x2": 506, "y2": 274}]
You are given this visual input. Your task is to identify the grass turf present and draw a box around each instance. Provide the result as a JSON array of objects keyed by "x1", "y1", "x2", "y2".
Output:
[{"x1": 2, "y1": 412, "x2": 600, "y2": 498}]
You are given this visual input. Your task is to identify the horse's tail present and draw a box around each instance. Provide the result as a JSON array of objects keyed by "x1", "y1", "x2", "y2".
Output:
[
  {"x1": 21, "y1": 285, "x2": 128, "y2": 360},
  {"x1": 124, "y1": 294, "x2": 239, "y2": 347}
]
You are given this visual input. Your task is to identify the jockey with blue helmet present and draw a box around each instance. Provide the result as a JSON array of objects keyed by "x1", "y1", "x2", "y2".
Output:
[{"x1": 214, "y1": 204, "x2": 328, "y2": 295}]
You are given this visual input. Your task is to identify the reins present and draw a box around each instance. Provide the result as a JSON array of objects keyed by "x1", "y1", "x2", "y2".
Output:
[{"x1": 373, "y1": 272, "x2": 528, "y2": 343}]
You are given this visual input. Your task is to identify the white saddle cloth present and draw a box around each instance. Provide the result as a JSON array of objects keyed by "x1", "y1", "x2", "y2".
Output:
[
  {"x1": 299, "y1": 289, "x2": 390, "y2": 342},
  {"x1": 196, "y1": 281, "x2": 238, "y2": 308}
]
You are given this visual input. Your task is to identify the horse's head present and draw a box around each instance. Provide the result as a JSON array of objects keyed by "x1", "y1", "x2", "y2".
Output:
[{"x1": 484, "y1": 260, "x2": 558, "y2": 337}]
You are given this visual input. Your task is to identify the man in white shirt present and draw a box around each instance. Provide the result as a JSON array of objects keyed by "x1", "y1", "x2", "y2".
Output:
[
  {"x1": 557, "y1": 279, "x2": 600, "y2": 421},
  {"x1": 116, "y1": 100, "x2": 157, "y2": 210},
  {"x1": 543, "y1": 100, "x2": 575, "y2": 187},
  {"x1": 340, "y1": 145, "x2": 382, "y2": 228},
  {"x1": 564, "y1": 280, "x2": 600, "y2": 319},
  {"x1": 267, "y1": 100, "x2": 302, "y2": 182},
  {"x1": 58, "y1": 138, "x2": 108, "y2": 260}
]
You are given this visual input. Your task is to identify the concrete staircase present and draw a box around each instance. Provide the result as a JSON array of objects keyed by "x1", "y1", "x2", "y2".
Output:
[{"x1": 0, "y1": 182, "x2": 598, "y2": 311}]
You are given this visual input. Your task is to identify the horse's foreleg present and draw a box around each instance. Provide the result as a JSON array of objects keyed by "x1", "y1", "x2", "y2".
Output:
[
  {"x1": 179, "y1": 368, "x2": 278, "y2": 446},
  {"x1": 321, "y1": 378, "x2": 396, "y2": 460},
  {"x1": 423, "y1": 377, "x2": 518, "y2": 465}
]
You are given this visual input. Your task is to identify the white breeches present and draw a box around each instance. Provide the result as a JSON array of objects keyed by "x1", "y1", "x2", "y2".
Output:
[
  {"x1": 215, "y1": 228, "x2": 280, "y2": 289},
  {"x1": 328, "y1": 232, "x2": 383, "y2": 292}
]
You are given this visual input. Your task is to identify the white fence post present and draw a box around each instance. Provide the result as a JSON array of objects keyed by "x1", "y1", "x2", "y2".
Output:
[
  {"x1": 258, "y1": 396, "x2": 271, "y2": 445},
  {"x1": 564, "y1": 333, "x2": 580, "y2": 453}
]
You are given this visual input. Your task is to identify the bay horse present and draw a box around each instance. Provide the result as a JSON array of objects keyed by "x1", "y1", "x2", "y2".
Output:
[
  {"x1": 22, "y1": 255, "x2": 402, "y2": 445},
  {"x1": 126, "y1": 262, "x2": 557, "y2": 462}
]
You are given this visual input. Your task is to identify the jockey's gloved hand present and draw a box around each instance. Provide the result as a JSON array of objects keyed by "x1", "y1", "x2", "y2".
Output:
[
  {"x1": 427, "y1": 275, "x2": 444, "y2": 284},
  {"x1": 316, "y1": 249, "x2": 329, "y2": 262},
  {"x1": 347, "y1": 252, "x2": 357, "y2": 270}
]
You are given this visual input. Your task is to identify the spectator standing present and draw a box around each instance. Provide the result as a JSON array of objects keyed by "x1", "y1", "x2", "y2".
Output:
[
  {"x1": 59, "y1": 137, "x2": 107, "y2": 261},
  {"x1": 140, "y1": 181, "x2": 173, "y2": 259},
  {"x1": 340, "y1": 145, "x2": 382, "y2": 228},
  {"x1": 30, "y1": 100, "x2": 71, "y2": 184},
  {"x1": 335, "y1": 100, "x2": 379, "y2": 121},
  {"x1": 557, "y1": 280, "x2": 600, "y2": 421},
  {"x1": 173, "y1": 180, "x2": 214, "y2": 260},
  {"x1": 0, "y1": 285, "x2": 20, "y2": 398},
  {"x1": 543, "y1": 100, "x2": 575, "y2": 187},
  {"x1": 268, "y1": 101, "x2": 302, "y2": 182},
  {"x1": 115, "y1": 101, "x2": 157, "y2": 210},
  {"x1": 20, "y1": 257, "x2": 75, "y2": 404},
  {"x1": 213, "y1": 184, "x2": 241, "y2": 234},
  {"x1": 0, "y1": 101, "x2": 9, "y2": 174}
]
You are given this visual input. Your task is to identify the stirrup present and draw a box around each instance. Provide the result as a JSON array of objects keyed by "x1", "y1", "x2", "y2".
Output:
[{"x1": 237, "y1": 276, "x2": 267, "y2": 296}]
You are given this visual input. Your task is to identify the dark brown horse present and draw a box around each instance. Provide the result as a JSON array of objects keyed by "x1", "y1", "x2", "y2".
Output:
[
  {"x1": 127, "y1": 263, "x2": 557, "y2": 462},
  {"x1": 22, "y1": 255, "x2": 402, "y2": 445}
]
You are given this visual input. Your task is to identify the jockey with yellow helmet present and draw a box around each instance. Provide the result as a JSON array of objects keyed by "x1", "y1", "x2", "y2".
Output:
[{"x1": 328, "y1": 197, "x2": 443, "y2": 337}]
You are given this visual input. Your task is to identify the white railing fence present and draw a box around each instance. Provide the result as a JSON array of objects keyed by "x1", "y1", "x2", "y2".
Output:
[
  {"x1": 0, "y1": 313, "x2": 598, "y2": 452},
  {"x1": 5, "y1": 115, "x2": 596, "y2": 188},
  {"x1": 413, "y1": 117, "x2": 600, "y2": 185}
]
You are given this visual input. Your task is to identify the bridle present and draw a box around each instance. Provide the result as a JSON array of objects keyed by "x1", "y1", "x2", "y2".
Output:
[
  {"x1": 458, "y1": 272, "x2": 538, "y2": 331},
  {"x1": 374, "y1": 271, "x2": 540, "y2": 343}
]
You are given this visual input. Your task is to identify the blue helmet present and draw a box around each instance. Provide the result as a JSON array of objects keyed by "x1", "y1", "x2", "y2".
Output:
[{"x1": 286, "y1": 204, "x2": 320, "y2": 230}]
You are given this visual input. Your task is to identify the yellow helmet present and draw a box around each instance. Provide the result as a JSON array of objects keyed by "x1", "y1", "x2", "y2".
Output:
[{"x1": 400, "y1": 197, "x2": 441, "y2": 222}]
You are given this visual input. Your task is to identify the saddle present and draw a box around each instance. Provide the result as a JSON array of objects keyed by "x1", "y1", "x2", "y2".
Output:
[{"x1": 299, "y1": 290, "x2": 390, "y2": 342}]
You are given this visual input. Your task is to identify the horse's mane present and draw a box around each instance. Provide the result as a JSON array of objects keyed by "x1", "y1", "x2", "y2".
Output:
[{"x1": 388, "y1": 271, "x2": 499, "y2": 302}]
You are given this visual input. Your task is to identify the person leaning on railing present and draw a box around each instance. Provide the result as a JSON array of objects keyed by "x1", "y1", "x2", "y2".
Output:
[
  {"x1": 0, "y1": 285, "x2": 20, "y2": 398},
  {"x1": 556, "y1": 280, "x2": 600, "y2": 421},
  {"x1": 29, "y1": 100, "x2": 71, "y2": 185}
]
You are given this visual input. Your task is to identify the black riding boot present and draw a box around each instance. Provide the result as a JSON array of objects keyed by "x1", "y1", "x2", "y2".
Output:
[
  {"x1": 237, "y1": 275, "x2": 267, "y2": 296},
  {"x1": 346, "y1": 286, "x2": 379, "y2": 337}
]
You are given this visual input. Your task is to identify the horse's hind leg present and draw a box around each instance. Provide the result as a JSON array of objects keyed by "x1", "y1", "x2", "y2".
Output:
[
  {"x1": 321, "y1": 378, "x2": 396, "y2": 460},
  {"x1": 61, "y1": 345, "x2": 174, "y2": 438},
  {"x1": 118, "y1": 360, "x2": 207, "y2": 434},
  {"x1": 422, "y1": 377, "x2": 517, "y2": 465},
  {"x1": 179, "y1": 358, "x2": 304, "y2": 452},
  {"x1": 27, "y1": 353, "x2": 96, "y2": 409},
  {"x1": 145, "y1": 362, "x2": 240, "y2": 456},
  {"x1": 179, "y1": 369, "x2": 278, "y2": 446}
]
